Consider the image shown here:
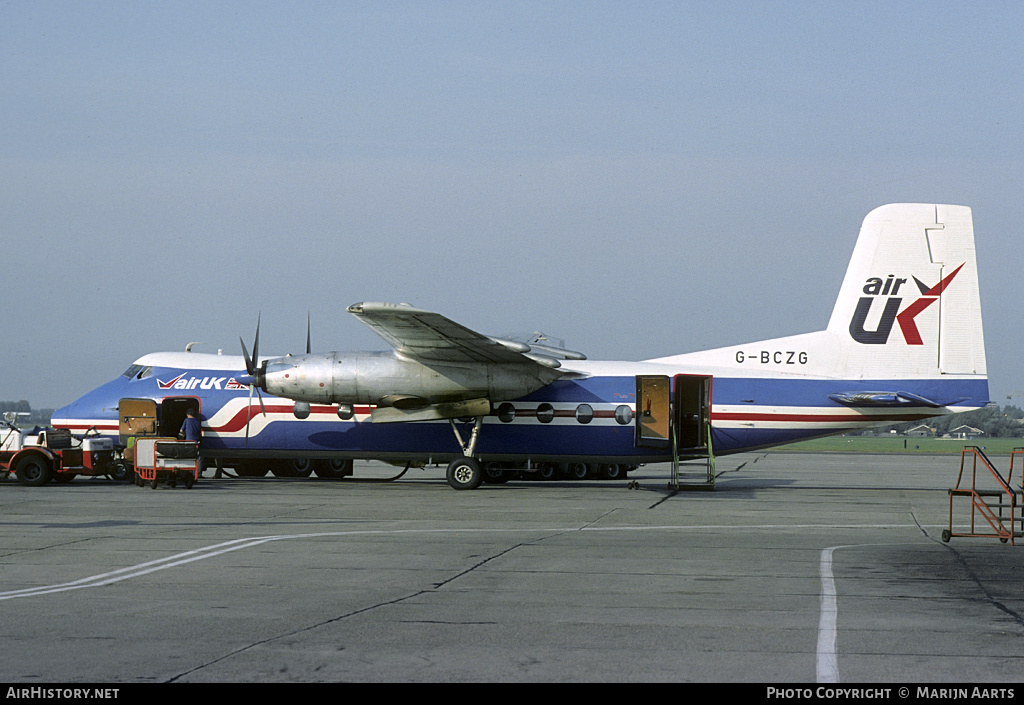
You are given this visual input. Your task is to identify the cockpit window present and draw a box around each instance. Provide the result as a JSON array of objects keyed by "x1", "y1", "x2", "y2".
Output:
[{"x1": 121, "y1": 365, "x2": 153, "y2": 380}]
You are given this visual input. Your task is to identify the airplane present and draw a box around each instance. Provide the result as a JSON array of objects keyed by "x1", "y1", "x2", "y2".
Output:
[{"x1": 51, "y1": 203, "x2": 988, "y2": 490}]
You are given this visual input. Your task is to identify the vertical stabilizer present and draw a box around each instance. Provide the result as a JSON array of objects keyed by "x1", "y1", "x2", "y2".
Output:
[
  {"x1": 825, "y1": 203, "x2": 986, "y2": 380},
  {"x1": 646, "y1": 203, "x2": 987, "y2": 410}
]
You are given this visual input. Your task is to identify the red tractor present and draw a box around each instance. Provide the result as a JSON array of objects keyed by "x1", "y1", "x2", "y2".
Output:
[{"x1": 1, "y1": 413, "x2": 128, "y2": 486}]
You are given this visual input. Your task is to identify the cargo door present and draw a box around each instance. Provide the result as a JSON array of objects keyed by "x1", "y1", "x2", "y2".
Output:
[
  {"x1": 674, "y1": 374, "x2": 712, "y2": 452},
  {"x1": 160, "y1": 397, "x2": 200, "y2": 438},
  {"x1": 119, "y1": 398, "x2": 157, "y2": 443},
  {"x1": 636, "y1": 375, "x2": 671, "y2": 448},
  {"x1": 119, "y1": 397, "x2": 157, "y2": 464}
]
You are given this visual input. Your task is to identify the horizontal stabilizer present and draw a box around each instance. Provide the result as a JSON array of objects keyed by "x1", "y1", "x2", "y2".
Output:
[{"x1": 828, "y1": 391, "x2": 946, "y2": 408}]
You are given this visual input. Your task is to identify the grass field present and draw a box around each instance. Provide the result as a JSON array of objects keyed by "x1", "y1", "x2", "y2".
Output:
[{"x1": 771, "y1": 435, "x2": 1024, "y2": 456}]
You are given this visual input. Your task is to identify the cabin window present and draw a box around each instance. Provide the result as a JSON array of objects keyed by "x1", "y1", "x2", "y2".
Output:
[
  {"x1": 497, "y1": 403, "x2": 516, "y2": 423},
  {"x1": 614, "y1": 405, "x2": 633, "y2": 425},
  {"x1": 575, "y1": 404, "x2": 594, "y2": 424}
]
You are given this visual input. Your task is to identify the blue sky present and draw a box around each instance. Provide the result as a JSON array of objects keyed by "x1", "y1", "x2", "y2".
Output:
[{"x1": 2, "y1": 1, "x2": 1022, "y2": 408}]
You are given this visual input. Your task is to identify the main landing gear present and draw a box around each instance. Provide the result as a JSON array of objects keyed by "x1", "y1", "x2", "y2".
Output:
[{"x1": 445, "y1": 417, "x2": 484, "y2": 490}]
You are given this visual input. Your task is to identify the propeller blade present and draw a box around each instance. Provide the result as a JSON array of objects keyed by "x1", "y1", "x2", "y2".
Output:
[
  {"x1": 240, "y1": 313, "x2": 266, "y2": 448},
  {"x1": 255, "y1": 378, "x2": 266, "y2": 416},
  {"x1": 239, "y1": 313, "x2": 262, "y2": 379},
  {"x1": 306, "y1": 312, "x2": 311, "y2": 355},
  {"x1": 240, "y1": 337, "x2": 254, "y2": 376},
  {"x1": 244, "y1": 382, "x2": 254, "y2": 447},
  {"x1": 252, "y1": 313, "x2": 261, "y2": 369}
]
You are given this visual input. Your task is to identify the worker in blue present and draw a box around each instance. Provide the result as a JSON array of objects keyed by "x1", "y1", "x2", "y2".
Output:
[{"x1": 179, "y1": 408, "x2": 202, "y2": 443}]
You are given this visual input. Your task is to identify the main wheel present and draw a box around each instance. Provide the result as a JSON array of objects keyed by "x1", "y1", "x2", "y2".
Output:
[
  {"x1": 15, "y1": 456, "x2": 52, "y2": 487},
  {"x1": 538, "y1": 463, "x2": 558, "y2": 480},
  {"x1": 315, "y1": 459, "x2": 352, "y2": 480},
  {"x1": 569, "y1": 462, "x2": 589, "y2": 480},
  {"x1": 291, "y1": 458, "x2": 314, "y2": 478},
  {"x1": 482, "y1": 462, "x2": 508, "y2": 484},
  {"x1": 446, "y1": 457, "x2": 483, "y2": 490},
  {"x1": 601, "y1": 464, "x2": 625, "y2": 480}
]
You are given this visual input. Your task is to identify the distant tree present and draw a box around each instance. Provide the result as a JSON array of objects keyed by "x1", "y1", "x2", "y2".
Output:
[
  {"x1": 0, "y1": 400, "x2": 31, "y2": 413},
  {"x1": 867, "y1": 404, "x2": 1024, "y2": 439}
]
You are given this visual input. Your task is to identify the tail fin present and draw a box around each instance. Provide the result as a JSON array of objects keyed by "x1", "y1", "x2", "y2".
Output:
[
  {"x1": 650, "y1": 203, "x2": 988, "y2": 408},
  {"x1": 825, "y1": 203, "x2": 987, "y2": 380}
]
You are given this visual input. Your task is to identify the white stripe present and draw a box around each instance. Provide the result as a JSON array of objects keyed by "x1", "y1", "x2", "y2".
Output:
[
  {"x1": 817, "y1": 546, "x2": 840, "y2": 682},
  {"x1": 0, "y1": 526, "x2": 931, "y2": 604}
]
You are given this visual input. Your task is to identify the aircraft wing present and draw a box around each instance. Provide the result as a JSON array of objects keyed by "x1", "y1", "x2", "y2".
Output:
[{"x1": 346, "y1": 302, "x2": 582, "y2": 368}]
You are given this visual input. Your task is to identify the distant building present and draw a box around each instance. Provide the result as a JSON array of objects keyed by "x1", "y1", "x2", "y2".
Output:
[
  {"x1": 946, "y1": 425, "x2": 984, "y2": 439},
  {"x1": 905, "y1": 425, "x2": 933, "y2": 437}
]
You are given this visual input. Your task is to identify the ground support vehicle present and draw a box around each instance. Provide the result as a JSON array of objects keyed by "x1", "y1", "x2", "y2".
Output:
[
  {"x1": 1, "y1": 413, "x2": 125, "y2": 486},
  {"x1": 133, "y1": 437, "x2": 200, "y2": 489}
]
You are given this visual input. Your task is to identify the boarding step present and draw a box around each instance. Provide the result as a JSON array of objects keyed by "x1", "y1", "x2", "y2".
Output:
[
  {"x1": 944, "y1": 447, "x2": 1024, "y2": 545},
  {"x1": 669, "y1": 458, "x2": 716, "y2": 491}
]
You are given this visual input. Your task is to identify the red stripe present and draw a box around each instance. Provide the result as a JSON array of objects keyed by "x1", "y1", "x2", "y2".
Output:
[
  {"x1": 53, "y1": 423, "x2": 119, "y2": 432},
  {"x1": 211, "y1": 404, "x2": 374, "y2": 433},
  {"x1": 712, "y1": 411, "x2": 935, "y2": 423}
]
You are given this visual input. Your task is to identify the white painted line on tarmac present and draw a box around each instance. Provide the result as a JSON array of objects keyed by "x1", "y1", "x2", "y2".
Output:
[
  {"x1": 1, "y1": 521, "x2": 932, "y2": 681},
  {"x1": 0, "y1": 529, "x2": 556, "y2": 601},
  {"x1": 0, "y1": 536, "x2": 288, "y2": 600},
  {"x1": 817, "y1": 546, "x2": 842, "y2": 683},
  {"x1": 0, "y1": 525, "x2": 931, "y2": 608},
  {"x1": 818, "y1": 542, "x2": 909, "y2": 683}
]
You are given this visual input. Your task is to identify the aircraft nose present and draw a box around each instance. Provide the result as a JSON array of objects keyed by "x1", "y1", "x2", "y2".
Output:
[
  {"x1": 50, "y1": 385, "x2": 119, "y2": 435},
  {"x1": 51, "y1": 400, "x2": 76, "y2": 425}
]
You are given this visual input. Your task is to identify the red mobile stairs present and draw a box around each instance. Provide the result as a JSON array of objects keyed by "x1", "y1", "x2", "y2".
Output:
[{"x1": 944, "y1": 446, "x2": 1024, "y2": 545}]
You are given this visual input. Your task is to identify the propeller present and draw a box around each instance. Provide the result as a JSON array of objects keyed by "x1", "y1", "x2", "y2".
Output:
[
  {"x1": 239, "y1": 314, "x2": 266, "y2": 446},
  {"x1": 238, "y1": 313, "x2": 313, "y2": 445}
]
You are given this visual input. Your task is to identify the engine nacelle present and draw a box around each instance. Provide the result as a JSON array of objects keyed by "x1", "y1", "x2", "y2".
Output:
[{"x1": 259, "y1": 350, "x2": 556, "y2": 407}]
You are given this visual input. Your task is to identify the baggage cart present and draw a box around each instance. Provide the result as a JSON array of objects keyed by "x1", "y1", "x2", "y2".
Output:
[{"x1": 133, "y1": 437, "x2": 200, "y2": 489}]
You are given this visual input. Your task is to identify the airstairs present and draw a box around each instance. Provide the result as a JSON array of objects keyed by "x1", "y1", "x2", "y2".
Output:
[
  {"x1": 943, "y1": 446, "x2": 1024, "y2": 545},
  {"x1": 669, "y1": 424, "x2": 716, "y2": 491}
]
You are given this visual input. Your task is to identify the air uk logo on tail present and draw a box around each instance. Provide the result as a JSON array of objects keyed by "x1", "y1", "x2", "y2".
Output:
[{"x1": 849, "y1": 263, "x2": 965, "y2": 345}]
